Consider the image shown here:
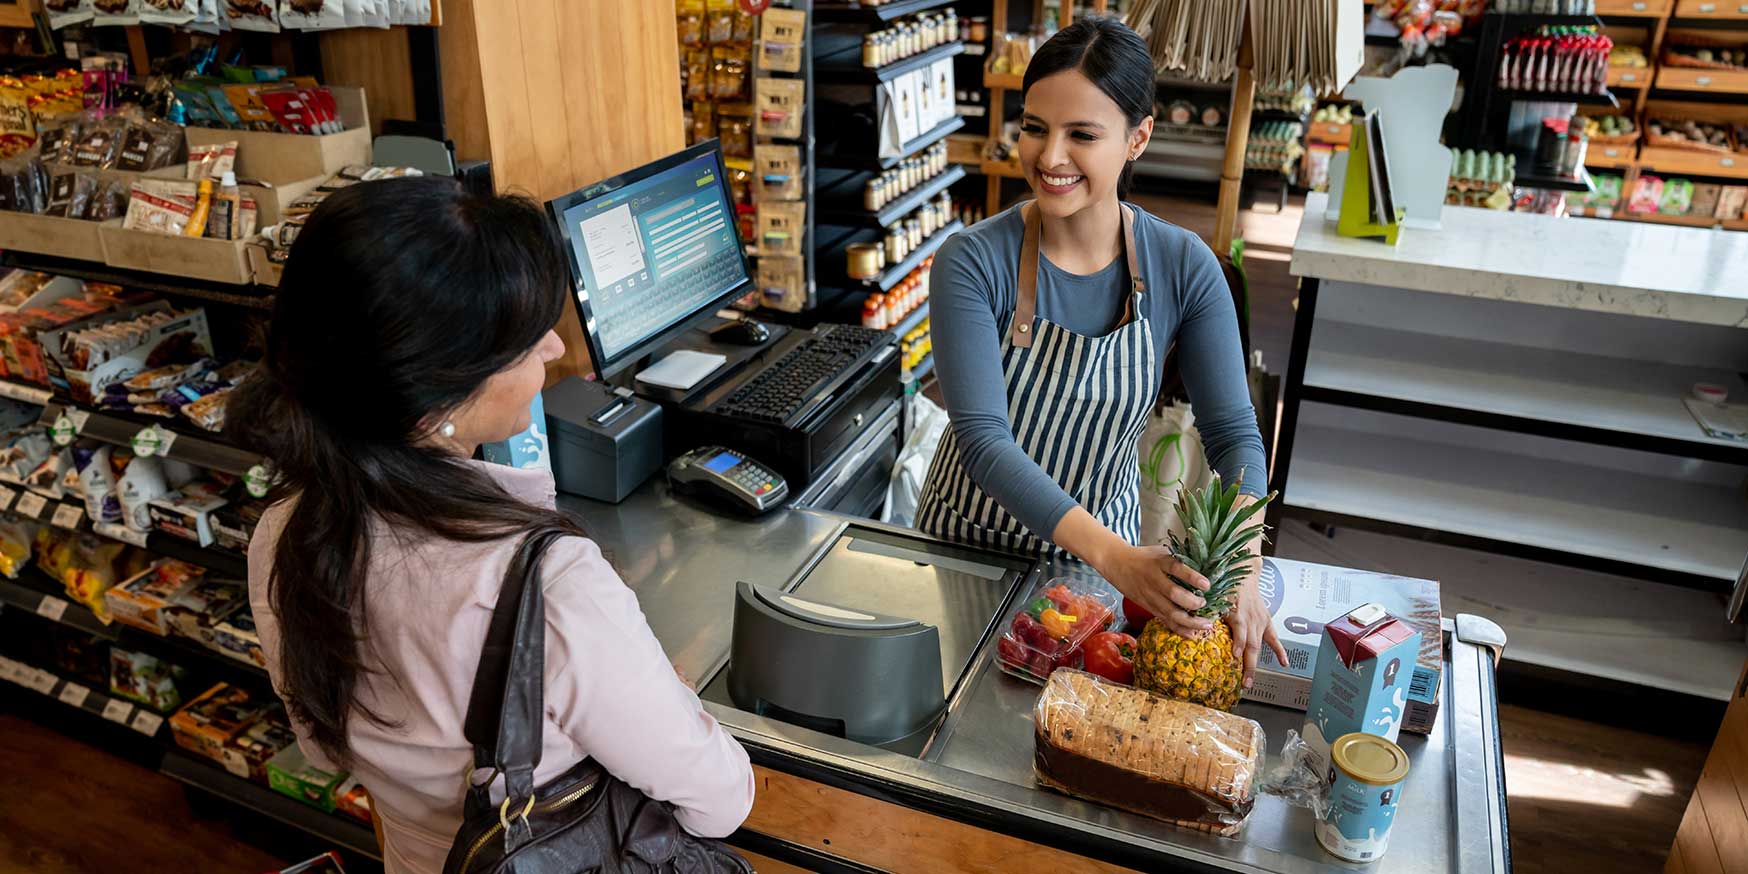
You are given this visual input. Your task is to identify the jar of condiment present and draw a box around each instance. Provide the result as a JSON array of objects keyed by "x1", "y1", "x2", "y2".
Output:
[
  {"x1": 846, "y1": 243, "x2": 883, "y2": 280},
  {"x1": 924, "y1": 16, "x2": 939, "y2": 49},
  {"x1": 908, "y1": 217, "x2": 923, "y2": 248},
  {"x1": 886, "y1": 227, "x2": 905, "y2": 263},
  {"x1": 945, "y1": 8, "x2": 958, "y2": 42},
  {"x1": 865, "y1": 178, "x2": 884, "y2": 211},
  {"x1": 968, "y1": 16, "x2": 988, "y2": 43},
  {"x1": 863, "y1": 34, "x2": 879, "y2": 68}
]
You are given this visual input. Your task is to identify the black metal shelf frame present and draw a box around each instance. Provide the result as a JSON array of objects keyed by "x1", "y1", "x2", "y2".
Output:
[
  {"x1": 812, "y1": 0, "x2": 956, "y2": 23},
  {"x1": 161, "y1": 751, "x2": 382, "y2": 862},
  {"x1": 865, "y1": 219, "x2": 962, "y2": 292},
  {"x1": 814, "y1": 40, "x2": 965, "y2": 84},
  {"x1": 818, "y1": 165, "x2": 967, "y2": 227},
  {"x1": 818, "y1": 116, "x2": 967, "y2": 170}
]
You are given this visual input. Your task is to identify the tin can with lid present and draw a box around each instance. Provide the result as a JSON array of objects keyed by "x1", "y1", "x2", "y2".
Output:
[{"x1": 1316, "y1": 733, "x2": 1410, "y2": 863}]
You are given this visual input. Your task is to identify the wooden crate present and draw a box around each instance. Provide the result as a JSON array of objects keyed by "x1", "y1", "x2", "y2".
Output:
[
  {"x1": 1608, "y1": 65, "x2": 1655, "y2": 88},
  {"x1": 1588, "y1": 142, "x2": 1641, "y2": 168},
  {"x1": 0, "y1": 213, "x2": 106, "y2": 262},
  {"x1": 1674, "y1": 0, "x2": 1748, "y2": 18},
  {"x1": 1308, "y1": 121, "x2": 1354, "y2": 145},
  {"x1": 1598, "y1": 0, "x2": 1674, "y2": 14},
  {"x1": 99, "y1": 221, "x2": 255, "y2": 285},
  {"x1": 1638, "y1": 145, "x2": 1748, "y2": 179},
  {"x1": 1656, "y1": 66, "x2": 1748, "y2": 95}
]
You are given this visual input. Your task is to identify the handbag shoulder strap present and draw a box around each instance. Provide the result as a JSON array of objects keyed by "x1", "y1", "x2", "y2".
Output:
[{"x1": 462, "y1": 525, "x2": 574, "y2": 805}]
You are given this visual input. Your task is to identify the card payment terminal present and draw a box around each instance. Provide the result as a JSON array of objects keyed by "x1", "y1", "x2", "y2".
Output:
[{"x1": 667, "y1": 446, "x2": 789, "y2": 515}]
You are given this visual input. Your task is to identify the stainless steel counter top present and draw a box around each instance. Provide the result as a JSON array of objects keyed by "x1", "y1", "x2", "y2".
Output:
[{"x1": 562, "y1": 483, "x2": 1508, "y2": 874}]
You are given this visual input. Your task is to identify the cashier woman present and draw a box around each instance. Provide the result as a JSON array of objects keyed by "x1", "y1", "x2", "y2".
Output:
[
  {"x1": 228, "y1": 180, "x2": 753, "y2": 873},
  {"x1": 917, "y1": 18, "x2": 1288, "y2": 683}
]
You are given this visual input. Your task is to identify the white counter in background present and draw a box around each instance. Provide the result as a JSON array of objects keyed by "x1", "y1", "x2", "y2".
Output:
[
  {"x1": 1273, "y1": 199, "x2": 1748, "y2": 701},
  {"x1": 1291, "y1": 192, "x2": 1748, "y2": 328}
]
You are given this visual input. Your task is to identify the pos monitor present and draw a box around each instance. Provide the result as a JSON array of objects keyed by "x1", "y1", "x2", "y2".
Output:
[{"x1": 548, "y1": 141, "x2": 754, "y2": 380}]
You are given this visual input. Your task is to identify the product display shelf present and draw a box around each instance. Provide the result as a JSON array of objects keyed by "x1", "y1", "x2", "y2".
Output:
[
  {"x1": 1301, "y1": 318, "x2": 1748, "y2": 462},
  {"x1": 0, "y1": 478, "x2": 248, "y2": 577},
  {"x1": 39, "y1": 402, "x2": 263, "y2": 479},
  {"x1": 0, "y1": 572, "x2": 116, "y2": 641},
  {"x1": 1598, "y1": 0, "x2": 1672, "y2": 19},
  {"x1": 817, "y1": 165, "x2": 966, "y2": 227},
  {"x1": 1456, "y1": 12, "x2": 1622, "y2": 149},
  {"x1": 1282, "y1": 409, "x2": 1748, "y2": 589},
  {"x1": 907, "y1": 351, "x2": 935, "y2": 381},
  {"x1": 0, "y1": 653, "x2": 168, "y2": 739},
  {"x1": 1579, "y1": 208, "x2": 1748, "y2": 228},
  {"x1": 814, "y1": 40, "x2": 965, "y2": 84},
  {"x1": 116, "y1": 623, "x2": 270, "y2": 687},
  {"x1": 1608, "y1": 65, "x2": 1656, "y2": 88},
  {"x1": 1514, "y1": 166, "x2": 1596, "y2": 190},
  {"x1": 811, "y1": 0, "x2": 955, "y2": 24},
  {"x1": 1496, "y1": 11, "x2": 1610, "y2": 27},
  {"x1": 0, "y1": 251, "x2": 274, "y2": 311},
  {"x1": 819, "y1": 116, "x2": 965, "y2": 170},
  {"x1": 868, "y1": 219, "x2": 962, "y2": 291},
  {"x1": 889, "y1": 299, "x2": 930, "y2": 338},
  {"x1": 161, "y1": 750, "x2": 382, "y2": 863},
  {"x1": 1497, "y1": 88, "x2": 1622, "y2": 106}
]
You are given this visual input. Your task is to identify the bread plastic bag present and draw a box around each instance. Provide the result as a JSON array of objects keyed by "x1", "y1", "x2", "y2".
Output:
[{"x1": 1033, "y1": 669, "x2": 1265, "y2": 836}]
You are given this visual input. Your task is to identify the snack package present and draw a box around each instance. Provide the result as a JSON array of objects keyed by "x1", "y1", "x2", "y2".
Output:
[
  {"x1": 104, "y1": 558, "x2": 207, "y2": 635},
  {"x1": 148, "y1": 480, "x2": 229, "y2": 546},
  {"x1": 268, "y1": 744, "x2": 348, "y2": 811},
  {"x1": 77, "y1": 445, "x2": 121, "y2": 524},
  {"x1": 1659, "y1": 177, "x2": 1695, "y2": 216},
  {"x1": 225, "y1": 0, "x2": 280, "y2": 31},
  {"x1": 209, "y1": 605, "x2": 264, "y2": 666},
  {"x1": 334, "y1": 776, "x2": 373, "y2": 824},
  {"x1": 87, "y1": 178, "x2": 132, "y2": 222},
  {"x1": 1627, "y1": 175, "x2": 1663, "y2": 214},
  {"x1": 124, "y1": 179, "x2": 199, "y2": 235},
  {"x1": 0, "y1": 516, "x2": 32, "y2": 578},
  {"x1": 186, "y1": 141, "x2": 238, "y2": 181},
  {"x1": 995, "y1": 579, "x2": 1121, "y2": 684},
  {"x1": 109, "y1": 647, "x2": 188, "y2": 713},
  {"x1": 92, "y1": 0, "x2": 141, "y2": 26},
  {"x1": 1716, "y1": 186, "x2": 1748, "y2": 221},
  {"x1": 280, "y1": 0, "x2": 346, "y2": 31},
  {"x1": 163, "y1": 577, "x2": 246, "y2": 645},
  {"x1": 117, "y1": 454, "x2": 169, "y2": 532},
  {"x1": 223, "y1": 707, "x2": 297, "y2": 782},
  {"x1": 171, "y1": 682, "x2": 271, "y2": 762},
  {"x1": 1034, "y1": 669, "x2": 1265, "y2": 836},
  {"x1": 47, "y1": 0, "x2": 96, "y2": 29},
  {"x1": 139, "y1": 0, "x2": 198, "y2": 25},
  {"x1": 61, "y1": 534, "x2": 128, "y2": 622}
]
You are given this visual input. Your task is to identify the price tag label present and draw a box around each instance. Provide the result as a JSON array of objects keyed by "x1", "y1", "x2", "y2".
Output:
[
  {"x1": 51, "y1": 504, "x2": 84, "y2": 530},
  {"x1": 0, "y1": 485, "x2": 12, "y2": 513},
  {"x1": 57, "y1": 683, "x2": 89, "y2": 708},
  {"x1": 101, "y1": 698, "x2": 134, "y2": 724},
  {"x1": 93, "y1": 521, "x2": 150, "y2": 548},
  {"x1": 35, "y1": 595, "x2": 68, "y2": 622},
  {"x1": 0, "y1": 657, "x2": 18, "y2": 683},
  {"x1": 132, "y1": 426, "x2": 177, "y2": 459},
  {"x1": 245, "y1": 464, "x2": 273, "y2": 499},
  {"x1": 14, "y1": 491, "x2": 48, "y2": 519},
  {"x1": 222, "y1": 748, "x2": 252, "y2": 779},
  {"x1": 130, "y1": 710, "x2": 164, "y2": 736},
  {"x1": 27, "y1": 669, "x2": 58, "y2": 695}
]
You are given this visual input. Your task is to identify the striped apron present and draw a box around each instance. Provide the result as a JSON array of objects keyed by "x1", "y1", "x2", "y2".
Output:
[{"x1": 916, "y1": 203, "x2": 1157, "y2": 556}]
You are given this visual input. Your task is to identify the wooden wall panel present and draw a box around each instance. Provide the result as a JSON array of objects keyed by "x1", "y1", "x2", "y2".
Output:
[
  {"x1": 320, "y1": 29, "x2": 416, "y2": 136},
  {"x1": 745, "y1": 766, "x2": 1144, "y2": 874},
  {"x1": 1669, "y1": 691, "x2": 1748, "y2": 873},
  {"x1": 438, "y1": 0, "x2": 491, "y2": 163}
]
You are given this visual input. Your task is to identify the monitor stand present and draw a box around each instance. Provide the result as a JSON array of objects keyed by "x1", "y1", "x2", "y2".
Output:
[{"x1": 611, "y1": 316, "x2": 794, "y2": 408}]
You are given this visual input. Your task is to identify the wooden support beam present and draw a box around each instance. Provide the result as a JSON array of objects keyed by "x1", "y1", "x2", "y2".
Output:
[{"x1": 1214, "y1": 11, "x2": 1255, "y2": 257}]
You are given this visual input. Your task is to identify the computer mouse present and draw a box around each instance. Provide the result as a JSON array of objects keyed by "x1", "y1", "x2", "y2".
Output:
[{"x1": 715, "y1": 319, "x2": 771, "y2": 346}]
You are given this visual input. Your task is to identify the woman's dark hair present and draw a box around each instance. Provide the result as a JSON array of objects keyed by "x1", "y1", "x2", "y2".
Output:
[
  {"x1": 228, "y1": 175, "x2": 580, "y2": 765},
  {"x1": 1021, "y1": 16, "x2": 1156, "y2": 198}
]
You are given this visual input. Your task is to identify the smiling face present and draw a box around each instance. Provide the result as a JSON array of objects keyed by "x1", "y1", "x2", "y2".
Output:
[{"x1": 1018, "y1": 68, "x2": 1153, "y2": 220}]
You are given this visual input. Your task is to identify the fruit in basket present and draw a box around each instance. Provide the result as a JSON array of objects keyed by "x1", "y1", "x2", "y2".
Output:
[
  {"x1": 1083, "y1": 632, "x2": 1137, "y2": 685},
  {"x1": 1132, "y1": 474, "x2": 1275, "y2": 712}
]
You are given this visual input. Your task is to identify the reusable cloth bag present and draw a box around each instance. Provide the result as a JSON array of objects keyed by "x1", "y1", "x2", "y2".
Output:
[{"x1": 1136, "y1": 399, "x2": 1211, "y2": 545}]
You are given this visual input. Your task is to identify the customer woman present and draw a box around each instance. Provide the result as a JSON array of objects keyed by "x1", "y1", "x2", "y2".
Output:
[
  {"x1": 230, "y1": 177, "x2": 754, "y2": 873},
  {"x1": 916, "y1": 17, "x2": 1286, "y2": 685}
]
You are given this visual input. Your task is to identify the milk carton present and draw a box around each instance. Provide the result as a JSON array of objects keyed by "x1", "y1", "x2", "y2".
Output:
[
  {"x1": 1302, "y1": 603, "x2": 1422, "y2": 782},
  {"x1": 1244, "y1": 557, "x2": 1443, "y2": 734}
]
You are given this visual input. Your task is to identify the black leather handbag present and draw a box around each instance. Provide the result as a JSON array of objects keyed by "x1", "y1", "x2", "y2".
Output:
[{"x1": 443, "y1": 527, "x2": 756, "y2": 874}]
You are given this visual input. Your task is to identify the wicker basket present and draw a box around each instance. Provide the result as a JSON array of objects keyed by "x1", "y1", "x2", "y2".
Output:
[
  {"x1": 1588, "y1": 129, "x2": 1641, "y2": 147},
  {"x1": 1663, "y1": 45, "x2": 1748, "y2": 72},
  {"x1": 1645, "y1": 123, "x2": 1735, "y2": 154}
]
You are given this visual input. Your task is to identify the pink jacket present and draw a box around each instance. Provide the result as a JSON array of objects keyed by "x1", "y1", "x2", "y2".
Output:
[{"x1": 247, "y1": 460, "x2": 755, "y2": 874}]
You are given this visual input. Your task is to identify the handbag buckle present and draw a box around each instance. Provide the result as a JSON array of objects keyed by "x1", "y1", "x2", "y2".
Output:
[{"x1": 499, "y1": 795, "x2": 536, "y2": 830}]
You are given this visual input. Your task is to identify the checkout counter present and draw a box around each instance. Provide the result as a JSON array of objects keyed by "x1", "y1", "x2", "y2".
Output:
[{"x1": 561, "y1": 467, "x2": 1512, "y2": 874}]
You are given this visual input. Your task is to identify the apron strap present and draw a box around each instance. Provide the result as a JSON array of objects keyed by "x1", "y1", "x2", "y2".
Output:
[{"x1": 1011, "y1": 203, "x2": 1144, "y2": 349}]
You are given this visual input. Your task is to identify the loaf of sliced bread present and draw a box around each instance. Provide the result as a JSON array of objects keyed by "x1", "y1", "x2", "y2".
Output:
[{"x1": 1034, "y1": 668, "x2": 1265, "y2": 836}]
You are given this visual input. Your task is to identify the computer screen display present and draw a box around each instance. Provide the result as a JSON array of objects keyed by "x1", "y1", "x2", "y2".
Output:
[{"x1": 550, "y1": 142, "x2": 751, "y2": 376}]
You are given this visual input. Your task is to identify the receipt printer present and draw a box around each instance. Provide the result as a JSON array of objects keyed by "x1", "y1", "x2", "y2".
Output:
[{"x1": 545, "y1": 377, "x2": 663, "y2": 503}]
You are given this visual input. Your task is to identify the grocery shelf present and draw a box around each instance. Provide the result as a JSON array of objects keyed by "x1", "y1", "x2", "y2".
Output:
[
  {"x1": 41, "y1": 402, "x2": 263, "y2": 478},
  {"x1": 0, "y1": 480, "x2": 248, "y2": 577},
  {"x1": 161, "y1": 750, "x2": 382, "y2": 862},
  {"x1": 1596, "y1": 0, "x2": 1670, "y2": 19},
  {"x1": 889, "y1": 300, "x2": 931, "y2": 338},
  {"x1": 820, "y1": 117, "x2": 965, "y2": 170},
  {"x1": 1492, "y1": 11, "x2": 1607, "y2": 29},
  {"x1": 1606, "y1": 65, "x2": 1653, "y2": 88},
  {"x1": 0, "y1": 574, "x2": 116, "y2": 640},
  {"x1": 907, "y1": 352, "x2": 935, "y2": 382},
  {"x1": 815, "y1": 41, "x2": 964, "y2": 84},
  {"x1": 1514, "y1": 167, "x2": 1594, "y2": 191},
  {"x1": 1282, "y1": 405, "x2": 1748, "y2": 587},
  {"x1": 865, "y1": 220, "x2": 961, "y2": 292},
  {"x1": 983, "y1": 70, "x2": 1025, "y2": 90},
  {"x1": 0, "y1": 251, "x2": 275, "y2": 310},
  {"x1": 116, "y1": 624, "x2": 270, "y2": 687},
  {"x1": 812, "y1": 0, "x2": 955, "y2": 23},
  {"x1": 1302, "y1": 318, "x2": 1748, "y2": 462},
  {"x1": 818, "y1": 166, "x2": 966, "y2": 227},
  {"x1": 0, "y1": 654, "x2": 166, "y2": 739},
  {"x1": 1498, "y1": 88, "x2": 1620, "y2": 106},
  {"x1": 1584, "y1": 142, "x2": 1639, "y2": 168}
]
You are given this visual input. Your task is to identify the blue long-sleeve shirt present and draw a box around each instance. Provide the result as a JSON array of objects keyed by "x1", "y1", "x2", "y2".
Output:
[{"x1": 929, "y1": 203, "x2": 1267, "y2": 540}]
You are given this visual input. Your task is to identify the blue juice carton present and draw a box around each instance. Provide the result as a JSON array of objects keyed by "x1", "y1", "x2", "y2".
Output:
[
  {"x1": 1302, "y1": 603, "x2": 1422, "y2": 782},
  {"x1": 481, "y1": 393, "x2": 552, "y2": 473}
]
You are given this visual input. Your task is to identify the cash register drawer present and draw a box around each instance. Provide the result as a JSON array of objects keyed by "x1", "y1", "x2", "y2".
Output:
[{"x1": 797, "y1": 399, "x2": 901, "y2": 518}]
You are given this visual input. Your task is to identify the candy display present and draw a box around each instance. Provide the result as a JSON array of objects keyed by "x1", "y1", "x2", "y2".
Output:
[{"x1": 1035, "y1": 669, "x2": 1265, "y2": 836}]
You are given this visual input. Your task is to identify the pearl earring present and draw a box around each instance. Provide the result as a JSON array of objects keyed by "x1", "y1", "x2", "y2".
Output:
[{"x1": 440, "y1": 421, "x2": 456, "y2": 438}]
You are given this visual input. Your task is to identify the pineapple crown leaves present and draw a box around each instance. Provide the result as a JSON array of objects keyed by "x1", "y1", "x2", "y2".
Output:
[{"x1": 1165, "y1": 472, "x2": 1276, "y2": 619}]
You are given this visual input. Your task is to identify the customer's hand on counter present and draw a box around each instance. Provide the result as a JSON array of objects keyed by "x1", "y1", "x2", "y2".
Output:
[{"x1": 1225, "y1": 565, "x2": 1288, "y2": 690}]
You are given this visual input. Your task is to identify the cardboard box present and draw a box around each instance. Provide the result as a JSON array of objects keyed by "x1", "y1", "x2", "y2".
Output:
[
  {"x1": 1242, "y1": 557, "x2": 1443, "y2": 735},
  {"x1": 100, "y1": 220, "x2": 254, "y2": 285},
  {"x1": 222, "y1": 709, "x2": 297, "y2": 783},
  {"x1": 0, "y1": 213, "x2": 107, "y2": 261},
  {"x1": 210, "y1": 501, "x2": 263, "y2": 553},
  {"x1": 108, "y1": 647, "x2": 187, "y2": 713},
  {"x1": 55, "y1": 305, "x2": 214, "y2": 405},
  {"x1": 162, "y1": 579, "x2": 246, "y2": 646},
  {"x1": 104, "y1": 559, "x2": 207, "y2": 636},
  {"x1": 208, "y1": 607, "x2": 265, "y2": 668},
  {"x1": 334, "y1": 776, "x2": 373, "y2": 825},
  {"x1": 184, "y1": 87, "x2": 372, "y2": 183},
  {"x1": 0, "y1": 296, "x2": 118, "y2": 388},
  {"x1": 267, "y1": 745, "x2": 347, "y2": 812},
  {"x1": 148, "y1": 482, "x2": 229, "y2": 547},
  {"x1": 246, "y1": 243, "x2": 282, "y2": 287},
  {"x1": 171, "y1": 682, "x2": 272, "y2": 763}
]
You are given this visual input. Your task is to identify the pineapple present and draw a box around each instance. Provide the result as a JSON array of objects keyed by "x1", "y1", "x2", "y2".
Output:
[{"x1": 1132, "y1": 473, "x2": 1275, "y2": 712}]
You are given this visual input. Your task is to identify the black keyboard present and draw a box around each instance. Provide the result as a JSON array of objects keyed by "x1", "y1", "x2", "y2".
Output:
[{"x1": 712, "y1": 324, "x2": 892, "y2": 425}]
